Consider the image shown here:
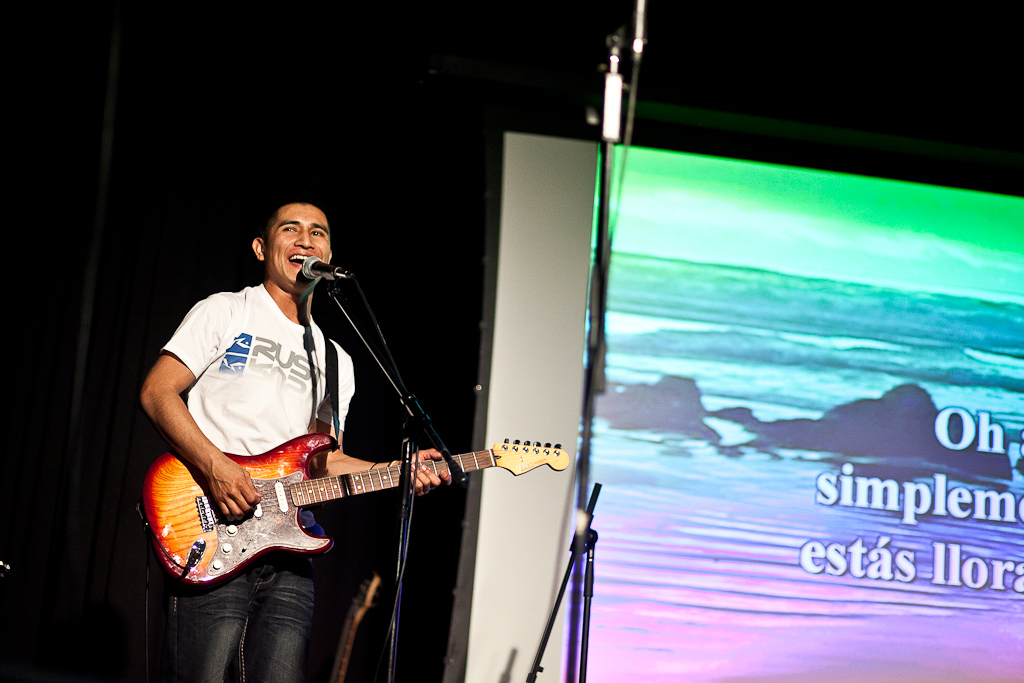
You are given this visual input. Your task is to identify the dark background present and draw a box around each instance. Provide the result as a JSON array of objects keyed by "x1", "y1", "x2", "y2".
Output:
[{"x1": 3, "y1": 3, "x2": 1020, "y2": 682}]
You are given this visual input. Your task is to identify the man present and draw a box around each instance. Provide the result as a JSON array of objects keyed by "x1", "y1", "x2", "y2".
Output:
[{"x1": 140, "y1": 202, "x2": 449, "y2": 682}]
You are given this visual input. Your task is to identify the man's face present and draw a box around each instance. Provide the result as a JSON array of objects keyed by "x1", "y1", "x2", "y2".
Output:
[{"x1": 252, "y1": 203, "x2": 332, "y2": 295}]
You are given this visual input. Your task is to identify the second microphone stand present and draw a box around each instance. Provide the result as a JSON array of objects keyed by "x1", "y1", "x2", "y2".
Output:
[{"x1": 526, "y1": 483, "x2": 602, "y2": 683}]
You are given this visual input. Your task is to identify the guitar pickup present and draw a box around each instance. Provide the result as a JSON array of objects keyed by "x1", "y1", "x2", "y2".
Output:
[
  {"x1": 195, "y1": 496, "x2": 217, "y2": 532},
  {"x1": 275, "y1": 482, "x2": 289, "y2": 512}
]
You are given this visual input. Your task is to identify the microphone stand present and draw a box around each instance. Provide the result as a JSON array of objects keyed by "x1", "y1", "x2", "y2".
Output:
[
  {"x1": 562, "y1": 25, "x2": 624, "y2": 683},
  {"x1": 564, "y1": 6, "x2": 644, "y2": 679},
  {"x1": 526, "y1": 483, "x2": 601, "y2": 683},
  {"x1": 320, "y1": 275, "x2": 467, "y2": 683}
]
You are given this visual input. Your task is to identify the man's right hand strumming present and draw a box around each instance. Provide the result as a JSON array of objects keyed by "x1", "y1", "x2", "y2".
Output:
[{"x1": 204, "y1": 454, "x2": 261, "y2": 520}]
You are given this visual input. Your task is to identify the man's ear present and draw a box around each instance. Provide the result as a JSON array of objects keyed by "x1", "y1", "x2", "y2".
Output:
[{"x1": 252, "y1": 237, "x2": 265, "y2": 261}]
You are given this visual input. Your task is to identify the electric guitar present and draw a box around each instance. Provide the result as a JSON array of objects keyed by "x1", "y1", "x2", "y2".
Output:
[
  {"x1": 141, "y1": 433, "x2": 569, "y2": 585},
  {"x1": 329, "y1": 572, "x2": 381, "y2": 683}
]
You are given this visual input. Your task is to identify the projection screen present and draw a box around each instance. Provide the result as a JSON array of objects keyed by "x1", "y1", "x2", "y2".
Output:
[{"x1": 586, "y1": 146, "x2": 1024, "y2": 682}]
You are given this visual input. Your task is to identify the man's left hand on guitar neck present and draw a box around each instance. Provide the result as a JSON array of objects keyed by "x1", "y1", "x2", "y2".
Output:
[{"x1": 308, "y1": 436, "x2": 450, "y2": 496}]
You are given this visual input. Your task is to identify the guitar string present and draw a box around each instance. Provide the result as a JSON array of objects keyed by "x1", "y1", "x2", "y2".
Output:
[{"x1": 287, "y1": 449, "x2": 499, "y2": 505}]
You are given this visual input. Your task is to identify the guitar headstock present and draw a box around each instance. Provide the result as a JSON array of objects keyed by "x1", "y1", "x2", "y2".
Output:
[{"x1": 491, "y1": 440, "x2": 571, "y2": 475}]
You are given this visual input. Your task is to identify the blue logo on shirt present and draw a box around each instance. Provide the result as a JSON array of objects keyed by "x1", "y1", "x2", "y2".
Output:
[{"x1": 219, "y1": 333, "x2": 252, "y2": 374}]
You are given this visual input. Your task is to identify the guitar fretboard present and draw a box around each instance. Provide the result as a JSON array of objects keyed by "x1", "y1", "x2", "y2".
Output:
[{"x1": 289, "y1": 449, "x2": 495, "y2": 506}]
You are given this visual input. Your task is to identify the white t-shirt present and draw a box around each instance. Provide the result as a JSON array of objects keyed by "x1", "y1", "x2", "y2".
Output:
[{"x1": 163, "y1": 284, "x2": 355, "y2": 456}]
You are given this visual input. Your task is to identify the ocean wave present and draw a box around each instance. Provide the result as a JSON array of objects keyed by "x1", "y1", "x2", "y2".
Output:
[
  {"x1": 607, "y1": 311, "x2": 912, "y2": 353},
  {"x1": 606, "y1": 311, "x2": 730, "y2": 335},
  {"x1": 777, "y1": 331, "x2": 908, "y2": 352},
  {"x1": 964, "y1": 348, "x2": 1024, "y2": 373}
]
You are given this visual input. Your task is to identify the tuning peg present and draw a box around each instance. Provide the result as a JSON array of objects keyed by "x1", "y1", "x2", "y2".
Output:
[
  {"x1": 504, "y1": 438, "x2": 510, "y2": 444},
  {"x1": 544, "y1": 443, "x2": 552, "y2": 448},
  {"x1": 513, "y1": 439, "x2": 520, "y2": 445},
  {"x1": 554, "y1": 444, "x2": 562, "y2": 450}
]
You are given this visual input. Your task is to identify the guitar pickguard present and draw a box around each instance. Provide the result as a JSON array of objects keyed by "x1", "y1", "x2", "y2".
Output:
[{"x1": 197, "y1": 471, "x2": 332, "y2": 581}]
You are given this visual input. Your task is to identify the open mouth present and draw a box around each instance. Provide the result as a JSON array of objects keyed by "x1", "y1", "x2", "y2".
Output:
[{"x1": 288, "y1": 255, "x2": 310, "y2": 267}]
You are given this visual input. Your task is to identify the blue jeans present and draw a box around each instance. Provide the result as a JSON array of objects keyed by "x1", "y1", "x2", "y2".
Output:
[{"x1": 161, "y1": 554, "x2": 314, "y2": 683}]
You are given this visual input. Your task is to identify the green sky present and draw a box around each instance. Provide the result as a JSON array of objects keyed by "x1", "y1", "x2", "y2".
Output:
[{"x1": 611, "y1": 147, "x2": 1024, "y2": 304}]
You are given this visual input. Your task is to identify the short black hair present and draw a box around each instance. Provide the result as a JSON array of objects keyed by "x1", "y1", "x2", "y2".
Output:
[{"x1": 260, "y1": 201, "x2": 331, "y2": 242}]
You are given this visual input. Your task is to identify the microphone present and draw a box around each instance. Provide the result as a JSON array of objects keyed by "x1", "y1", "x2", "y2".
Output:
[{"x1": 300, "y1": 256, "x2": 352, "y2": 281}]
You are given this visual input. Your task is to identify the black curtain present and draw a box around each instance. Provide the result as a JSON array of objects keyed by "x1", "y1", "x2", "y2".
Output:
[{"x1": 2, "y1": 5, "x2": 484, "y2": 681}]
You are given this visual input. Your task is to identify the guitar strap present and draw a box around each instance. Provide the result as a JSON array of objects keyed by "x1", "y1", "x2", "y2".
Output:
[
  {"x1": 299, "y1": 285, "x2": 341, "y2": 440},
  {"x1": 325, "y1": 337, "x2": 341, "y2": 439},
  {"x1": 298, "y1": 287, "x2": 320, "y2": 431}
]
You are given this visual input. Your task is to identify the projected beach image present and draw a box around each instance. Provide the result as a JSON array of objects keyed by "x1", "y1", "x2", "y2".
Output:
[{"x1": 585, "y1": 149, "x2": 1024, "y2": 682}]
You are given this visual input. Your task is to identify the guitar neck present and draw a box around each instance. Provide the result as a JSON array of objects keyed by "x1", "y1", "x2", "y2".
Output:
[{"x1": 290, "y1": 449, "x2": 496, "y2": 506}]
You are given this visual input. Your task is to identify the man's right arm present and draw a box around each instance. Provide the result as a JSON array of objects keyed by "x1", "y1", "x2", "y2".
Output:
[{"x1": 139, "y1": 353, "x2": 260, "y2": 518}]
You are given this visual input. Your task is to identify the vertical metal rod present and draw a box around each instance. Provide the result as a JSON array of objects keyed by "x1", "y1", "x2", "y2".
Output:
[
  {"x1": 579, "y1": 533, "x2": 597, "y2": 683},
  {"x1": 387, "y1": 434, "x2": 417, "y2": 682}
]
